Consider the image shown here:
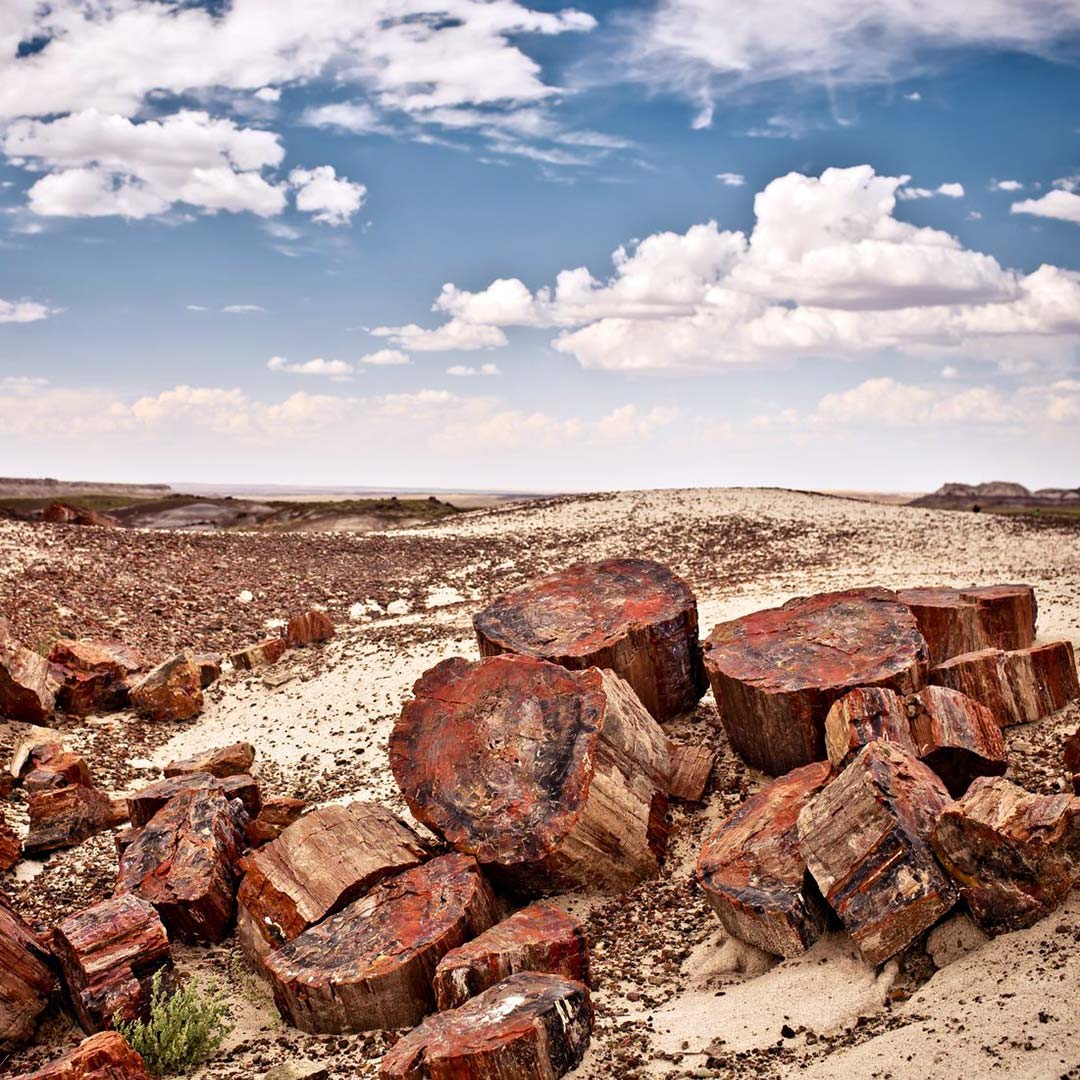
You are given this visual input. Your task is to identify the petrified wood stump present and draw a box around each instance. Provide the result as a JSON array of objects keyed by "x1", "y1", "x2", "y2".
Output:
[
  {"x1": 931, "y1": 777, "x2": 1080, "y2": 933},
  {"x1": 237, "y1": 802, "x2": 428, "y2": 968},
  {"x1": 127, "y1": 771, "x2": 260, "y2": 827},
  {"x1": 704, "y1": 588, "x2": 929, "y2": 776},
  {"x1": 265, "y1": 853, "x2": 499, "y2": 1034},
  {"x1": 824, "y1": 687, "x2": 915, "y2": 768},
  {"x1": 245, "y1": 796, "x2": 308, "y2": 846},
  {"x1": 0, "y1": 624, "x2": 57, "y2": 724},
  {"x1": 391, "y1": 655, "x2": 672, "y2": 895},
  {"x1": 115, "y1": 788, "x2": 247, "y2": 944},
  {"x1": 930, "y1": 642, "x2": 1080, "y2": 727},
  {"x1": 907, "y1": 686, "x2": 1006, "y2": 797},
  {"x1": 53, "y1": 894, "x2": 172, "y2": 1033},
  {"x1": 230, "y1": 638, "x2": 286, "y2": 671},
  {"x1": 128, "y1": 654, "x2": 202, "y2": 722},
  {"x1": 284, "y1": 611, "x2": 335, "y2": 648},
  {"x1": 379, "y1": 972, "x2": 593, "y2": 1080},
  {"x1": 163, "y1": 741, "x2": 255, "y2": 779},
  {"x1": 0, "y1": 892, "x2": 56, "y2": 1050},
  {"x1": 47, "y1": 639, "x2": 144, "y2": 716},
  {"x1": 10, "y1": 1031, "x2": 150, "y2": 1080},
  {"x1": 473, "y1": 558, "x2": 706, "y2": 722},
  {"x1": 698, "y1": 761, "x2": 833, "y2": 958},
  {"x1": 668, "y1": 743, "x2": 715, "y2": 802},
  {"x1": 25, "y1": 785, "x2": 127, "y2": 855},
  {"x1": 797, "y1": 741, "x2": 956, "y2": 965},
  {"x1": 433, "y1": 901, "x2": 589, "y2": 1011}
]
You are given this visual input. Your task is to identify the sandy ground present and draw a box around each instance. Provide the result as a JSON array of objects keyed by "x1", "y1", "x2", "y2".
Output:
[{"x1": 0, "y1": 488, "x2": 1078, "y2": 1079}]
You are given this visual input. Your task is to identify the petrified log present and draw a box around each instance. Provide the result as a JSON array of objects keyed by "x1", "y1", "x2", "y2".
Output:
[
  {"x1": 433, "y1": 902, "x2": 589, "y2": 1011},
  {"x1": 25, "y1": 786, "x2": 128, "y2": 855},
  {"x1": 10, "y1": 1031, "x2": 150, "y2": 1080},
  {"x1": 41, "y1": 503, "x2": 118, "y2": 529},
  {"x1": 0, "y1": 809, "x2": 20, "y2": 870},
  {"x1": 115, "y1": 787, "x2": 247, "y2": 944},
  {"x1": 931, "y1": 777, "x2": 1080, "y2": 933},
  {"x1": 930, "y1": 642, "x2": 1080, "y2": 727},
  {"x1": 9, "y1": 726, "x2": 63, "y2": 781},
  {"x1": 163, "y1": 741, "x2": 254, "y2": 779},
  {"x1": 127, "y1": 771, "x2": 260, "y2": 828},
  {"x1": 797, "y1": 741, "x2": 956, "y2": 965},
  {"x1": 245, "y1": 796, "x2": 308, "y2": 846},
  {"x1": 1066, "y1": 727, "x2": 1080, "y2": 795},
  {"x1": 473, "y1": 558, "x2": 706, "y2": 722},
  {"x1": 237, "y1": 802, "x2": 427, "y2": 968},
  {"x1": 21, "y1": 743, "x2": 93, "y2": 792},
  {"x1": 190, "y1": 653, "x2": 222, "y2": 689},
  {"x1": 704, "y1": 588, "x2": 929, "y2": 776},
  {"x1": 230, "y1": 638, "x2": 286, "y2": 672},
  {"x1": 391, "y1": 655, "x2": 672, "y2": 894},
  {"x1": 265, "y1": 853, "x2": 498, "y2": 1034},
  {"x1": 698, "y1": 761, "x2": 833, "y2": 958},
  {"x1": 380, "y1": 972, "x2": 592, "y2": 1080},
  {"x1": 128, "y1": 654, "x2": 202, "y2": 722},
  {"x1": 53, "y1": 894, "x2": 172, "y2": 1033},
  {"x1": 47, "y1": 639, "x2": 144, "y2": 716},
  {"x1": 668, "y1": 742, "x2": 715, "y2": 802},
  {"x1": 0, "y1": 892, "x2": 56, "y2": 1050},
  {"x1": 284, "y1": 611, "x2": 335, "y2": 648},
  {"x1": 907, "y1": 685, "x2": 1006, "y2": 797},
  {"x1": 0, "y1": 624, "x2": 57, "y2": 724},
  {"x1": 824, "y1": 687, "x2": 915, "y2": 768}
]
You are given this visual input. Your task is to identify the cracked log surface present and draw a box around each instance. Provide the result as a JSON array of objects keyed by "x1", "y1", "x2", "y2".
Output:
[
  {"x1": 25, "y1": 786, "x2": 127, "y2": 855},
  {"x1": 10, "y1": 1031, "x2": 150, "y2": 1080},
  {"x1": 824, "y1": 687, "x2": 916, "y2": 768},
  {"x1": 126, "y1": 771, "x2": 260, "y2": 827},
  {"x1": 47, "y1": 639, "x2": 143, "y2": 717},
  {"x1": 0, "y1": 893, "x2": 56, "y2": 1051},
  {"x1": 391, "y1": 654, "x2": 671, "y2": 895}
]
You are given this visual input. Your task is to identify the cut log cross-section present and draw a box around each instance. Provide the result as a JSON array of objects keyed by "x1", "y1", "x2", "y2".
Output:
[
  {"x1": 237, "y1": 802, "x2": 428, "y2": 968},
  {"x1": 824, "y1": 687, "x2": 915, "y2": 768},
  {"x1": 53, "y1": 894, "x2": 172, "y2": 1033},
  {"x1": 10, "y1": 1031, "x2": 151, "y2": 1080},
  {"x1": 391, "y1": 655, "x2": 672, "y2": 895},
  {"x1": 0, "y1": 893, "x2": 56, "y2": 1051},
  {"x1": 433, "y1": 901, "x2": 589, "y2": 1011},
  {"x1": 698, "y1": 761, "x2": 833, "y2": 958},
  {"x1": 264, "y1": 853, "x2": 499, "y2": 1034},
  {"x1": 473, "y1": 558, "x2": 707, "y2": 722},
  {"x1": 379, "y1": 972, "x2": 593, "y2": 1080},
  {"x1": 704, "y1": 588, "x2": 929, "y2": 776}
]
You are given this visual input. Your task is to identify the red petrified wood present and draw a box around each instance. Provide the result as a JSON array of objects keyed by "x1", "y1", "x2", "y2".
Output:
[
  {"x1": 906, "y1": 685, "x2": 1006, "y2": 797},
  {"x1": 0, "y1": 810, "x2": 20, "y2": 870},
  {"x1": 237, "y1": 802, "x2": 428, "y2": 968},
  {"x1": 47, "y1": 639, "x2": 144, "y2": 716},
  {"x1": 53, "y1": 894, "x2": 172, "y2": 1033},
  {"x1": 667, "y1": 742, "x2": 716, "y2": 802},
  {"x1": 704, "y1": 588, "x2": 929, "y2": 776},
  {"x1": 21, "y1": 743, "x2": 93, "y2": 792},
  {"x1": 930, "y1": 642, "x2": 1080, "y2": 727},
  {"x1": 128, "y1": 654, "x2": 203, "y2": 722},
  {"x1": 264, "y1": 853, "x2": 499, "y2": 1034},
  {"x1": 127, "y1": 772, "x2": 260, "y2": 827},
  {"x1": 163, "y1": 742, "x2": 255, "y2": 779},
  {"x1": 931, "y1": 777, "x2": 1080, "y2": 934},
  {"x1": 245, "y1": 796, "x2": 308, "y2": 846},
  {"x1": 1066, "y1": 727, "x2": 1080, "y2": 795},
  {"x1": 473, "y1": 558, "x2": 707, "y2": 722},
  {"x1": 698, "y1": 761, "x2": 833, "y2": 958},
  {"x1": 10, "y1": 1031, "x2": 150, "y2": 1080},
  {"x1": 0, "y1": 621, "x2": 57, "y2": 724},
  {"x1": 433, "y1": 901, "x2": 589, "y2": 1011},
  {"x1": 229, "y1": 639, "x2": 286, "y2": 671},
  {"x1": 0, "y1": 892, "x2": 56, "y2": 1050},
  {"x1": 391, "y1": 655, "x2": 672, "y2": 895},
  {"x1": 824, "y1": 687, "x2": 916, "y2": 768},
  {"x1": 25, "y1": 785, "x2": 128, "y2": 855},
  {"x1": 284, "y1": 611, "x2": 335, "y2": 648},
  {"x1": 797, "y1": 741, "x2": 956, "y2": 966},
  {"x1": 115, "y1": 788, "x2": 247, "y2": 944},
  {"x1": 379, "y1": 972, "x2": 593, "y2": 1080}
]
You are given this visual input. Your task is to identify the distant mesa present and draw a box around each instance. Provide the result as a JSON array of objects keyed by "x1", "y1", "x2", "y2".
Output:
[{"x1": 911, "y1": 481, "x2": 1079, "y2": 514}]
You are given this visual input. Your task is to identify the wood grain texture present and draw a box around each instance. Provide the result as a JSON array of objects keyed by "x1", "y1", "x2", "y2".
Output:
[
  {"x1": 163, "y1": 741, "x2": 254, "y2": 779},
  {"x1": 0, "y1": 622, "x2": 57, "y2": 724},
  {"x1": 824, "y1": 687, "x2": 915, "y2": 769},
  {"x1": 128, "y1": 653, "x2": 202, "y2": 722},
  {"x1": 127, "y1": 771, "x2": 260, "y2": 828},
  {"x1": 667, "y1": 743, "x2": 715, "y2": 803},
  {"x1": 25, "y1": 785, "x2": 127, "y2": 855},
  {"x1": 10, "y1": 1031, "x2": 150, "y2": 1080},
  {"x1": 0, "y1": 892, "x2": 56, "y2": 1051}
]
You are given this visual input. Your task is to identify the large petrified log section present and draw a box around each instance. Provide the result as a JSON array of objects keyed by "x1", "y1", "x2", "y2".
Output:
[
  {"x1": 896, "y1": 585, "x2": 1036, "y2": 665},
  {"x1": 931, "y1": 777, "x2": 1080, "y2": 933},
  {"x1": 391, "y1": 655, "x2": 672, "y2": 895},
  {"x1": 47, "y1": 639, "x2": 144, "y2": 716},
  {"x1": 698, "y1": 761, "x2": 833, "y2": 958},
  {"x1": 127, "y1": 772, "x2": 260, "y2": 827},
  {"x1": 10, "y1": 1031, "x2": 151, "y2": 1080},
  {"x1": 907, "y1": 686, "x2": 1006, "y2": 797},
  {"x1": 264, "y1": 854, "x2": 499, "y2": 1034},
  {"x1": 1, "y1": 621, "x2": 57, "y2": 724},
  {"x1": 824, "y1": 687, "x2": 915, "y2": 768},
  {"x1": 473, "y1": 558, "x2": 706, "y2": 722},
  {"x1": 797, "y1": 741, "x2": 956, "y2": 966},
  {"x1": 0, "y1": 893, "x2": 56, "y2": 1051},
  {"x1": 128, "y1": 654, "x2": 202, "y2": 722},
  {"x1": 930, "y1": 642, "x2": 1080, "y2": 727},
  {"x1": 379, "y1": 972, "x2": 593, "y2": 1080},
  {"x1": 432, "y1": 902, "x2": 589, "y2": 1011},
  {"x1": 237, "y1": 802, "x2": 428, "y2": 968},
  {"x1": 53, "y1": 894, "x2": 172, "y2": 1033},
  {"x1": 115, "y1": 788, "x2": 247, "y2": 944},
  {"x1": 25, "y1": 786, "x2": 128, "y2": 855},
  {"x1": 704, "y1": 589, "x2": 928, "y2": 776},
  {"x1": 163, "y1": 741, "x2": 254, "y2": 779}
]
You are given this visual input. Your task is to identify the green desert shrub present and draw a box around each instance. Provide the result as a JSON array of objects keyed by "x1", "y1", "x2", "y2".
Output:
[{"x1": 114, "y1": 970, "x2": 233, "y2": 1076}]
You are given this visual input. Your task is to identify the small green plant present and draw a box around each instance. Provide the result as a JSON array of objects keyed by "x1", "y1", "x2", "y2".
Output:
[{"x1": 114, "y1": 970, "x2": 233, "y2": 1076}]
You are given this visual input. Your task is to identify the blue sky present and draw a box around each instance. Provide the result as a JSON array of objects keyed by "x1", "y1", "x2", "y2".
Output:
[{"x1": 1, "y1": 1, "x2": 1079, "y2": 491}]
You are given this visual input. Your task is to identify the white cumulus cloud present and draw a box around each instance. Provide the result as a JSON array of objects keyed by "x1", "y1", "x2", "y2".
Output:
[
  {"x1": 1011, "y1": 190, "x2": 1080, "y2": 225},
  {"x1": 446, "y1": 363, "x2": 500, "y2": 376},
  {"x1": 290, "y1": 166, "x2": 366, "y2": 226},
  {"x1": 267, "y1": 356, "x2": 354, "y2": 380},
  {"x1": 358, "y1": 349, "x2": 411, "y2": 366}
]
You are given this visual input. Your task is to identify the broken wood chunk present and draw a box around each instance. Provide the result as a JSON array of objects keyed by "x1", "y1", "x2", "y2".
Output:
[
  {"x1": 379, "y1": 972, "x2": 593, "y2": 1080},
  {"x1": 704, "y1": 588, "x2": 929, "y2": 776},
  {"x1": 128, "y1": 654, "x2": 202, "y2": 722},
  {"x1": 116, "y1": 787, "x2": 247, "y2": 944},
  {"x1": 824, "y1": 687, "x2": 915, "y2": 768},
  {"x1": 9, "y1": 726, "x2": 63, "y2": 782},
  {"x1": 10, "y1": 1030, "x2": 151, "y2": 1080},
  {"x1": 284, "y1": 611, "x2": 335, "y2": 648},
  {"x1": 25, "y1": 785, "x2": 127, "y2": 855},
  {"x1": 0, "y1": 892, "x2": 56, "y2": 1050},
  {"x1": 433, "y1": 901, "x2": 589, "y2": 1011},
  {"x1": 265, "y1": 853, "x2": 499, "y2": 1034},
  {"x1": 237, "y1": 802, "x2": 428, "y2": 969},
  {"x1": 797, "y1": 741, "x2": 956, "y2": 966},
  {"x1": 190, "y1": 653, "x2": 222, "y2": 689},
  {"x1": 1066, "y1": 727, "x2": 1080, "y2": 795},
  {"x1": 230, "y1": 638, "x2": 286, "y2": 672},
  {"x1": 163, "y1": 741, "x2": 255, "y2": 779},
  {"x1": 53, "y1": 894, "x2": 172, "y2": 1033},
  {"x1": 244, "y1": 796, "x2": 308, "y2": 847},
  {"x1": 127, "y1": 771, "x2": 260, "y2": 828},
  {"x1": 907, "y1": 685, "x2": 1007, "y2": 797},
  {"x1": 698, "y1": 761, "x2": 833, "y2": 958},
  {"x1": 473, "y1": 558, "x2": 707, "y2": 722},
  {"x1": 47, "y1": 639, "x2": 144, "y2": 716},
  {"x1": 391, "y1": 655, "x2": 671, "y2": 895},
  {"x1": 21, "y1": 743, "x2": 93, "y2": 793},
  {"x1": 668, "y1": 742, "x2": 715, "y2": 802},
  {"x1": 0, "y1": 809, "x2": 20, "y2": 870},
  {"x1": 931, "y1": 777, "x2": 1080, "y2": 934},
  {"x1": 0, "y1": 623, "x2": 57, "y2": 724}
]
